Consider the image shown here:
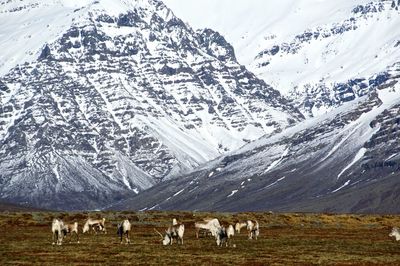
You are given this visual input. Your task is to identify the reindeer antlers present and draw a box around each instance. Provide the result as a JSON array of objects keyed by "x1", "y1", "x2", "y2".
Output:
[{"x1": 153, "y1": 228, "x2": 164, "y2": 239}]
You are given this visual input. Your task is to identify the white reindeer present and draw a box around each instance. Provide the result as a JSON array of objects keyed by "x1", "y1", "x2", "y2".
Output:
[
  {"x1": 117, "y1": 219, "x2": 131, "y2": 244},
  {"x1": 172, "y1": 218, "x2": 178, "y2": 225},
  {"x1": 389, "y1": 227, "x2": 400, "y2": 241},
  {"x1": 195, "y1": 218, "x2": 221, "y2": 238},
  {"x1": 227, "y1": 224, "x2": 235, "y2": 239},
  {"x1": 83, "y1": 218, "x2": 106, "y2": 234},
  {"x1": 51, "y1": 218, "x2": 64, "y2": 245},
  {"x1": 235, "y1": 220, "x2": 260, "y2": 239},
  {"x1": 234, "y1": 221, "x2": 247, "y2": 234},
  {"x1": 155, "y1": 224, "x2": 185, "y2": 245},
  {"x1": 62, "y1": 222, "x2": 80, "y2": 243},
  {"x1": 247, "y1": 220, "x2": 259, "y2": 240}
]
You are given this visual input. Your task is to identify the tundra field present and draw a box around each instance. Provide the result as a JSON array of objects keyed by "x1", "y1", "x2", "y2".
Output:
[{"x1": 1, "y1": 211, "x2": 400, "y2": 265}]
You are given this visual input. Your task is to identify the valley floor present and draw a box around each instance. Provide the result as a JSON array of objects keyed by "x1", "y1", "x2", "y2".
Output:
[{"x1": 0, "y1": 211, "x2": 400, "y2": 265}]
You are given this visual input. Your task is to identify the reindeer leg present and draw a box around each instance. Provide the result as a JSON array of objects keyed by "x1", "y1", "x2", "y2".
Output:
[{"x1": 58, "y1": 231, "x2": 62, "y2": 245}]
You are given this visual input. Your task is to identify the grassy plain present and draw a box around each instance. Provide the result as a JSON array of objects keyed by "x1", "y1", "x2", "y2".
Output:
[{"x1": 0, "y1": 211, "x2": 400, "y2": 265}]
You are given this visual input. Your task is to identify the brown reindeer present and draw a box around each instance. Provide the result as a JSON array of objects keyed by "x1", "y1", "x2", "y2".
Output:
[
  {"x1": 62, "y1": 222, "x2": 80, "y2": 243},
  {"x1": 83, "y1": 218, "x2": 106, "y2": 234}
]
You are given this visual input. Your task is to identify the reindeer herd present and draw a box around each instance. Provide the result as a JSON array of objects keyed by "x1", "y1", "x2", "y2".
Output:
[
  {"x1": 52, "y1": 215, "x2": 400, "y2": 247},
  {"x1": 51, "y1": 216, "x2": 260, "y2": 247}
]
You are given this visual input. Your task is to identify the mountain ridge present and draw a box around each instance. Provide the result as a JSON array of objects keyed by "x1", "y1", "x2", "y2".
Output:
[{"x1": 0, "y1": 0, "x2": 303, "y2": 210}]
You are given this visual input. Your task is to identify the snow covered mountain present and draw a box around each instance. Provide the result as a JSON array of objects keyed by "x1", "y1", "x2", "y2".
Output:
[
  {"x1": 112, "y1": 66, "x2": 400, "y2": 213},
  {"x1": 0, "y1": 0, "x2": 303, "y2": 210},
  {"x1": 165, "y1": 0, "x2": 400, "y2": 117}
]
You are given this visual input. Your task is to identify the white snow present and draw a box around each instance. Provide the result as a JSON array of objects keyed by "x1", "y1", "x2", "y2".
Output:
[
  {"x1": 227, "y1": 190, "x2": 238, "y2": 198},
  {"x1": 337, "y1": 148, "x2": 366, "y2": 179},
  {"x1": 263, "y1": 177, "x2": 286, "y2": 190},
  {"x1": 0, "y1": 0, "x2": 177, "y2": 76},
  {"x1": 173, "y1": 188, "x2": 185, "y2": 197},
  {"x1": 52, "y1": 165, "x2": 61, "y2": 181},
  {"x1": 264, "y1": 147, "x2": 289, "y2": 173},
  {"x1": 164, "y1": 0, "x2": 400, "y2": 96},
  {"x1": 332, "y1": 180, "x2": 351, "y2": 193}
]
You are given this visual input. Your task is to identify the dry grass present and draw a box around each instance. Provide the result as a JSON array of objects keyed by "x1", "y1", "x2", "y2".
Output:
[{"x1": 0, "y1": 211, "x2": 400, "y2": 265}]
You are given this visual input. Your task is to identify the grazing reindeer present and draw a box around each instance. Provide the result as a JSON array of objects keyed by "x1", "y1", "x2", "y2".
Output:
[
  {"x1": 216, "y1": 224, "x2": 235, "y2": 247},
  {"x1": 83, "y1": 218, "x2": 106, "y2": 234},
  {"x1": 389, "y1": 227, "x2": 400, "y2": 241},
  {"x1": 195, "y1": 218, "x2": 221, "y2": 238},
  {"x1": 117, "y1": 219, "x2": 131, "y2": 244},
  {"x1": 172, "y1": 218, "x2": 178, "y2": 225},
  {"x1": 235, "y1": 221, "x2": 247, "y2": 234},
  {"x1": 227, "y1": 224, "x2": 235, "y2": 239},
  {"x1": 51, "y1": 218, "x2": 64, "y2": 245},
  {"x1": 247, "y1": 220, "x2": 259, "y2": 240},
  {"x1": 155, "y1": 223, "x2": 185, "y2": 245},
  {"x1": 62, "y1": 222, "x2": 80, "y2": 243},
  {"x1": 216, "y1": 226, "x2": 228, "y2": 247}
]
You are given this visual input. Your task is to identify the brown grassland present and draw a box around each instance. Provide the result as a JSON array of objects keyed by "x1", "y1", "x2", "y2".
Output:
[{"x1": 0, "y1": 211, "x2": 400, "y2": 265}]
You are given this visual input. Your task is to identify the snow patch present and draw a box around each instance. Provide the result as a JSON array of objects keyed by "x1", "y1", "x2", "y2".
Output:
[
  {"x1": 227, "y1": 190, "x2": 238, "y2": 198},
  {"x1": 173, "y1": 189, "x2": 185, "y2": 197},
  {"x1": 264, "y1": 147, "x2": 289, "y2": 173},
  {"x1": 332, "y1": 180, "x2": 351, "y2": 193},
  {"x1": 337, "y1": 148, "x2": 366, "y2": 179},
  {"x1": 263, "y1": 176, "x2": 286, "y2": 190}
]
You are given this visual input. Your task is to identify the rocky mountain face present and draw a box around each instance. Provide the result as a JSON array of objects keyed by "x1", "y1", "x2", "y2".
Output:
[
  {"x1": 254, "y1": 0, "x2": 400, "y2": 117},
  {"x1": 165, "y1": 0, "x2": 400, "y2": 118},
  {"x1": 0, "y1": 0, "x2": 303, "y2": 210},
  {"x1": 112, "y1": 67, "x2": 400, "y2": 213}
]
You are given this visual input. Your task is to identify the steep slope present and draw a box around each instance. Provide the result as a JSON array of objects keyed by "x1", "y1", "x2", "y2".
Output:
[
  {"x1": 0, "y1": 0, "x2": 303, "y2": 210},
  {"x1": 165, "y1": 0, "x2": 400, "y2": 117},
  {"x1": 111, "y1": 68, "x2": 400, "y2": 213}
]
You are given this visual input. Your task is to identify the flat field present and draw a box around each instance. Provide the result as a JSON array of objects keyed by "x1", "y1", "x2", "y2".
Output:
[{"x1": 0, "y1": 211, "x2": 400, "y2": 265}]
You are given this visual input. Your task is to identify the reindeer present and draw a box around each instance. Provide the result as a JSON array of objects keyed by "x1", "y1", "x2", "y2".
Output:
[
  {"x1": 155, "y1": 223, "x2": 185, "y2": 245},
  {"x1": 216, "y1": 224, "x2": 235, "y2": 247},
  {"x1": 117, "y1": 219, "x2": 131, "y2": 244},
  {"x1": 62, "y1": 222, "x2": 80, "y2": 243},
  {"x1": 195, "y1": 218, "x2": 221, "y2": 238},
  {"x1": 227, "y1": 224, "x2": 235, "y2": 239},
  {"x1": 216, "y1": 226, "x2": 229, "y2": 247},
  {"x1": 51, "y1": 218, "x2": 64, "y2": 245},
  {"x1": 83, "y1": 218, "x2": 106, "y2": 234},
  {"x1": 247, "y1": 220, "x2": 259, "y2": 240},
  {"x1": 389, "y1": 227, "x2": 400, "y2": 241},
  {"x1": 172, "y1": 218, "x2": 178, "y2": 225},
  {"x1": 234, "y1": 221, "x2": 247, "y2": 234},
  {"x1": 235, "y1": 220, "x2": 259, "y2": 239}
]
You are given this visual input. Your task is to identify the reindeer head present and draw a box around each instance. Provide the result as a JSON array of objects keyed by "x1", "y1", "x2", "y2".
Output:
[
  {"x1": 162, "y1": 233, "x2": 171, "y2": 245},
  {"x1": 235, "y1": 222, "x2": 246, "y2": 233},
  {"x1": 154, "y1": 228, "x2": 171, "y2": 245},
  {"x1": 389, "y1": 227, "x2": 400, "y2": 241},
  {"x1": 82, "y1": 223, "x2": 90, "y2": 234}
]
